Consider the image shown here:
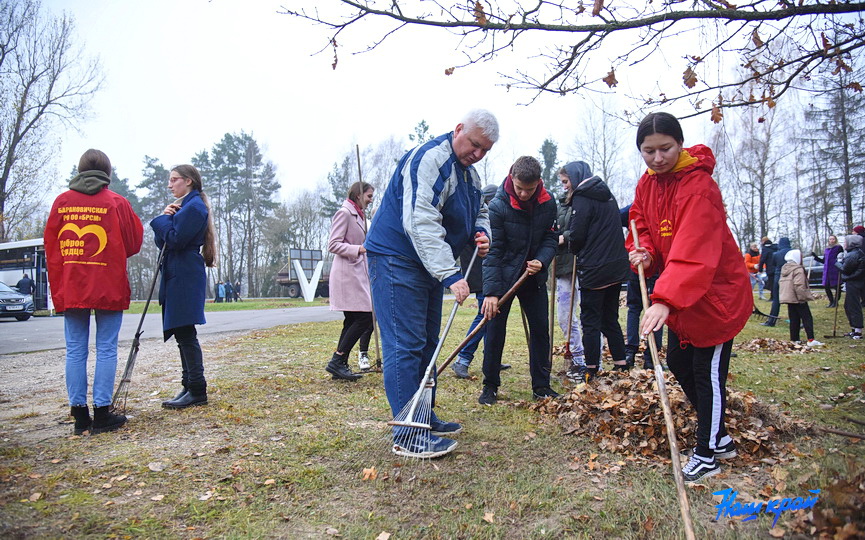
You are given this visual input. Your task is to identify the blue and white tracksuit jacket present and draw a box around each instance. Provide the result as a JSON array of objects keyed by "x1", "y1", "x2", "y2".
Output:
[{"x1": 365, "y1": 132, "x2": 491, "y2": 285}]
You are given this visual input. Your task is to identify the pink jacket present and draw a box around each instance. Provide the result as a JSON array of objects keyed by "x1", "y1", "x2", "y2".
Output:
[{"x1": 327, "y1": 200, "x2": 372, "y2": 312}]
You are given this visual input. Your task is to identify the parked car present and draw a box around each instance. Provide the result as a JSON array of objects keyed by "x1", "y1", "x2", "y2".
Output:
[
  {"x1": 0, "y1": 281, "x2": 34, "y2": 321},
  {"x1": 801, "y1": 255, "x2": 824, "y2": 288}
]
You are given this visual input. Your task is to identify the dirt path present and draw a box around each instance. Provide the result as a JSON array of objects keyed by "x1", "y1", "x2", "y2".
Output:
[{"x1": 0, "y1": 332, "x2": 246, "y2": 445}]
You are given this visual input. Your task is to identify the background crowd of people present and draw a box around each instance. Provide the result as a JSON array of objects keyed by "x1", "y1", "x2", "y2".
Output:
[{"x1": 749, "y1": 229, "x2": 865, "y2": 341}]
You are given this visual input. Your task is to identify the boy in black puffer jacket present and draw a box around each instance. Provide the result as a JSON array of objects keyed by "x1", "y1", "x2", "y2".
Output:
[{"x1": 479, "y1": 156, "x2": 559, "y2": 405}]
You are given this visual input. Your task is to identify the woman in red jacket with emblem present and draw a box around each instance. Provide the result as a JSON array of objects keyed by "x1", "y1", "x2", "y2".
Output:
[
  {"x1": 44, "y1": 149, "x2": 143, "y2": 435},
  {"x1": 626, "y1": 113, "x2": 751, "y2": 483}
]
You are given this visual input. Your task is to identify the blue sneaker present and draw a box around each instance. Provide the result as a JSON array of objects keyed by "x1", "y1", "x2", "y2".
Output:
[
  {"x1": 392, "y1": 434, "x2": 457, "y2": 459},
  {"x1": 430, "y1": 419, "x2": 462, "y2": 436},
  {"x1": 451, "y1": 361, "x2": 470, "y2": 379}
]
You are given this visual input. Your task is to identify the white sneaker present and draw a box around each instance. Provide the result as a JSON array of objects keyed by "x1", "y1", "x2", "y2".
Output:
[
  {"x1": 807, "y1": 339, "x2": 824, "y2": 347},
  {"x1": 358, "y1": 351, "x2": 371, "y2": 371}
]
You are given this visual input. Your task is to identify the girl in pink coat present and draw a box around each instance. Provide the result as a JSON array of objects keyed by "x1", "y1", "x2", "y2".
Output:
[{"x1": 326, "y1": 182, "x2": 375, "y2": 380}]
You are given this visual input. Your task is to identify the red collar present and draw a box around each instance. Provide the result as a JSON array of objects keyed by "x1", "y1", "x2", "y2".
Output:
[{"x1": 504, "y1": 175, "x2": 551, "y2": 212}]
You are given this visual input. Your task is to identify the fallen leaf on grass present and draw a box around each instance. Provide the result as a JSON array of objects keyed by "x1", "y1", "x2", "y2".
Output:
[
  {"x1": 768, "y1": 527, "x2": 785, "y2": 538},
  {"x1": 376, "y1": 533, "x2": 391, "y2": 540},
  {"x1": 325, "y1": 527, "x2": 340, "y2": 536},
  {"x1": 362, "y1": 467, "x2": 378, "y2": 481},
  {"x1": 264, "y1": 479, "x2": 276, "y2": 486},
  {"x1": 199, "y1": 491, "x2": 213, "y2": 501},
  {"x1": 29, "y1": 492, "x2": 41, "y2": 502},
  {"x1": 483, "y1": 512, "x2": 495, "y2": 523},
  {"x1": 151, "y1": 494, "x2": 165, "y2": 501},
  {"x1": 644, "y1": 516, "x2": 655, "y2": 531}
]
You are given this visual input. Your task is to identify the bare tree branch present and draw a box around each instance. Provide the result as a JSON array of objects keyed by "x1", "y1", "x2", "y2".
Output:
[{"x1": 279, "y1": 0, "x2": 865, "y2": 121}]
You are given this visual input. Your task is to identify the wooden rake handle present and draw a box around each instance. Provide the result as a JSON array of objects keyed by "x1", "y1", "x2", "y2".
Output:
[
  {"x1": 436, "y1": 270, "x2": 531, "y2": 376},
  {"x1": 630, "y1": 220, "x2": 696, "y2": 540}
]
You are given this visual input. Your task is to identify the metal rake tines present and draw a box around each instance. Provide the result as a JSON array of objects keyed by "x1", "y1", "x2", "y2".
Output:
[{"x1": 751, "y1": 304, "x2": 770, "y2": 321}]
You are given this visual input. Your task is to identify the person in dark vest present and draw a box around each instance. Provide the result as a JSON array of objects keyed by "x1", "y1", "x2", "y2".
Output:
[{"x1": 152, "y1": 164, "x2": 218, "y2": 409}]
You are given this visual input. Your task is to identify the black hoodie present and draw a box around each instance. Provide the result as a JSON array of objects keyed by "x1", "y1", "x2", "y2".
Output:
[{"x1": 567, "y1": 166, "x2": 630, "y2": 289}]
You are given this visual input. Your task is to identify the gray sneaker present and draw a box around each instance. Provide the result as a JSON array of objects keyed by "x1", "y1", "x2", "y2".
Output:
[{"x1": 452, "y1": 362, "x2": 470, "y2": 379}]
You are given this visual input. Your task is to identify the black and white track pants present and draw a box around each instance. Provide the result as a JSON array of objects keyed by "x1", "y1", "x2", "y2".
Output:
[{"x1": 666, "y1": 332, "x2": 734, "y2": 458}]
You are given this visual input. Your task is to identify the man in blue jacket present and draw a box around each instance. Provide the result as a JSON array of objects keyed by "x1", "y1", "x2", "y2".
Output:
[
  {"x1": 763, "y1": 237, "x2": 791, "y2": 327},
  {"x1": 365, "y1": 109, "x2": 496, "y2": 458}
]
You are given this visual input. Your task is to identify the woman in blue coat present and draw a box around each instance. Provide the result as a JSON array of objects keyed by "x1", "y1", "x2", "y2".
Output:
[{"x1": 150, "y1": 164, "x2": 217, "y2": 409}]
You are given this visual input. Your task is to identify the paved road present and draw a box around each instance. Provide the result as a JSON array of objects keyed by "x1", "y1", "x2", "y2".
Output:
[{"x1": 0, "y1": 306, "x2": 342, "y2": 355}]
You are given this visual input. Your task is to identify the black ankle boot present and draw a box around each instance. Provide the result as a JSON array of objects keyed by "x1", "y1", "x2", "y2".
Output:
[
  {"x1": 163, "y1": 384, "x2": 207, "y2": 409},
  {"x1": 162, "y1": 387, "x2": 188, "y2": 408},
  {"x1": 92, "y1": 406, "x2": 127, "y2": 434},
  {"x1": 325, "y1": 353, "x2": 362, "y2": 381},
  {"x1": 70, "y1": 405, "x2": 92, "y2": 435}
]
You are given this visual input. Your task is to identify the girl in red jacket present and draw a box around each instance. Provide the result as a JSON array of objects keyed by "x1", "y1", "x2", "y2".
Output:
[
  {"x1": 44, "y1": 149, "x2": 143, "y2": 435},
  {"x1": 627, "y1": 112, "x2": 752, "y2": 483}
]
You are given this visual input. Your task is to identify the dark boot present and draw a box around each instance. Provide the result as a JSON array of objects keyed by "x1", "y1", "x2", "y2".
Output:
[
  {"x1": 91, "y1": 406, "x2": 127, "y2": 434},
  {"x1": 326, "y1": 353, "x2": 362, "y2": 381},
  {"x1": 70, "y1": 405, "x2": 91, "y2": 435},
  {"x1": 162, "y1": 387, "x2": 188, "y2": 408},
  {"x1": 163, "y1": 384, "x2": 207, "y2": 409}
]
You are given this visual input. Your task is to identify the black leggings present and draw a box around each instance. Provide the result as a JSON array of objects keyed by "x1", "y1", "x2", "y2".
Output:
[
  {"x1": 336, "y1": 311, "x2": 373, "y2": 356},
  {"x1": 579, "y1": 285, "x2": 627, "y2": 367},
  {"x1": 824, "y1": 285, "x2": 836, "y2": 305}
]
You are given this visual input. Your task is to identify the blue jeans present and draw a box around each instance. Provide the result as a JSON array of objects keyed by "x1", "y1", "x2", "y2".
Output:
[
  {"x1": 456, "y1": 292, "x2": 486, "y2": 367},
  {"x1": 64, "y1": 309, "x2": 123, "y2": 407},
  {"x1": 368, "y1": 254, "x2": 446, "y2": 422},
  {"x1": 769, "y1": 272, "x2": 782, "y2": 320}
]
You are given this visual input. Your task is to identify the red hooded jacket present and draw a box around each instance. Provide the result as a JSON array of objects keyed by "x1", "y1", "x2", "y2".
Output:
[
  {"x1": 44, "y1": 172, "x2": 143, "y2": 312},
  {"x1": 626, "y1": 145, "x2": 751, "y2": 347}
]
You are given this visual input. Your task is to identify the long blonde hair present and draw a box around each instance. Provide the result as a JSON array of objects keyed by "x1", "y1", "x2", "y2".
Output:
[{"x1": 171, "y1": 164, "x2": 217, "y2": 267}]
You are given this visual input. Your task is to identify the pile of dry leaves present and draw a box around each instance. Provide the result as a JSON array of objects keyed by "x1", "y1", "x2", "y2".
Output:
[
  {"x1": 530, "y1": 370, "x2": 813, "y2": 462},
  {"x1": 735, "y1": 337, "x2": 821, "y2": 354}
]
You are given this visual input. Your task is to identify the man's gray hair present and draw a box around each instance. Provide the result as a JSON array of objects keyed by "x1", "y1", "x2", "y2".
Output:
[{"x1": 461, "y1": 109, "x2": 500, "y2": 143}]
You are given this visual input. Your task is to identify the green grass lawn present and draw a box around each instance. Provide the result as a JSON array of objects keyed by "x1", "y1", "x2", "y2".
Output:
[
  {"x1": 3, "y1": 292, "x2": 863, "y2": 538},
  {"x1": 123, "y1": 297, "x2": 329, "y2": 314}
]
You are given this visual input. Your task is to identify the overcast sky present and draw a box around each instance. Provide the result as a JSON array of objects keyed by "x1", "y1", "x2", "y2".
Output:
[{"x1": 42, "y1": 0, "x2": 679, "y2": 204}]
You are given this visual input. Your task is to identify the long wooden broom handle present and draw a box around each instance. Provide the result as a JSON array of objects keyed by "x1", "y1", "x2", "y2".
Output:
[
  {"x1": 436, "y1": 270, "x2": 531, "y2": 376},
  {"x1": 630, "y1": 220, "x2": 696, "y2": 540}
]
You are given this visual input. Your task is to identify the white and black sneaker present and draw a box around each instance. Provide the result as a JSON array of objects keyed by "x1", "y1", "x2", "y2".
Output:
[
  {"x1": 358, "y1": 351, "x2": 372, "y2": 371},
  {"x1": 681, "y1": 453, "x2": 721, "y2": 483}
]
